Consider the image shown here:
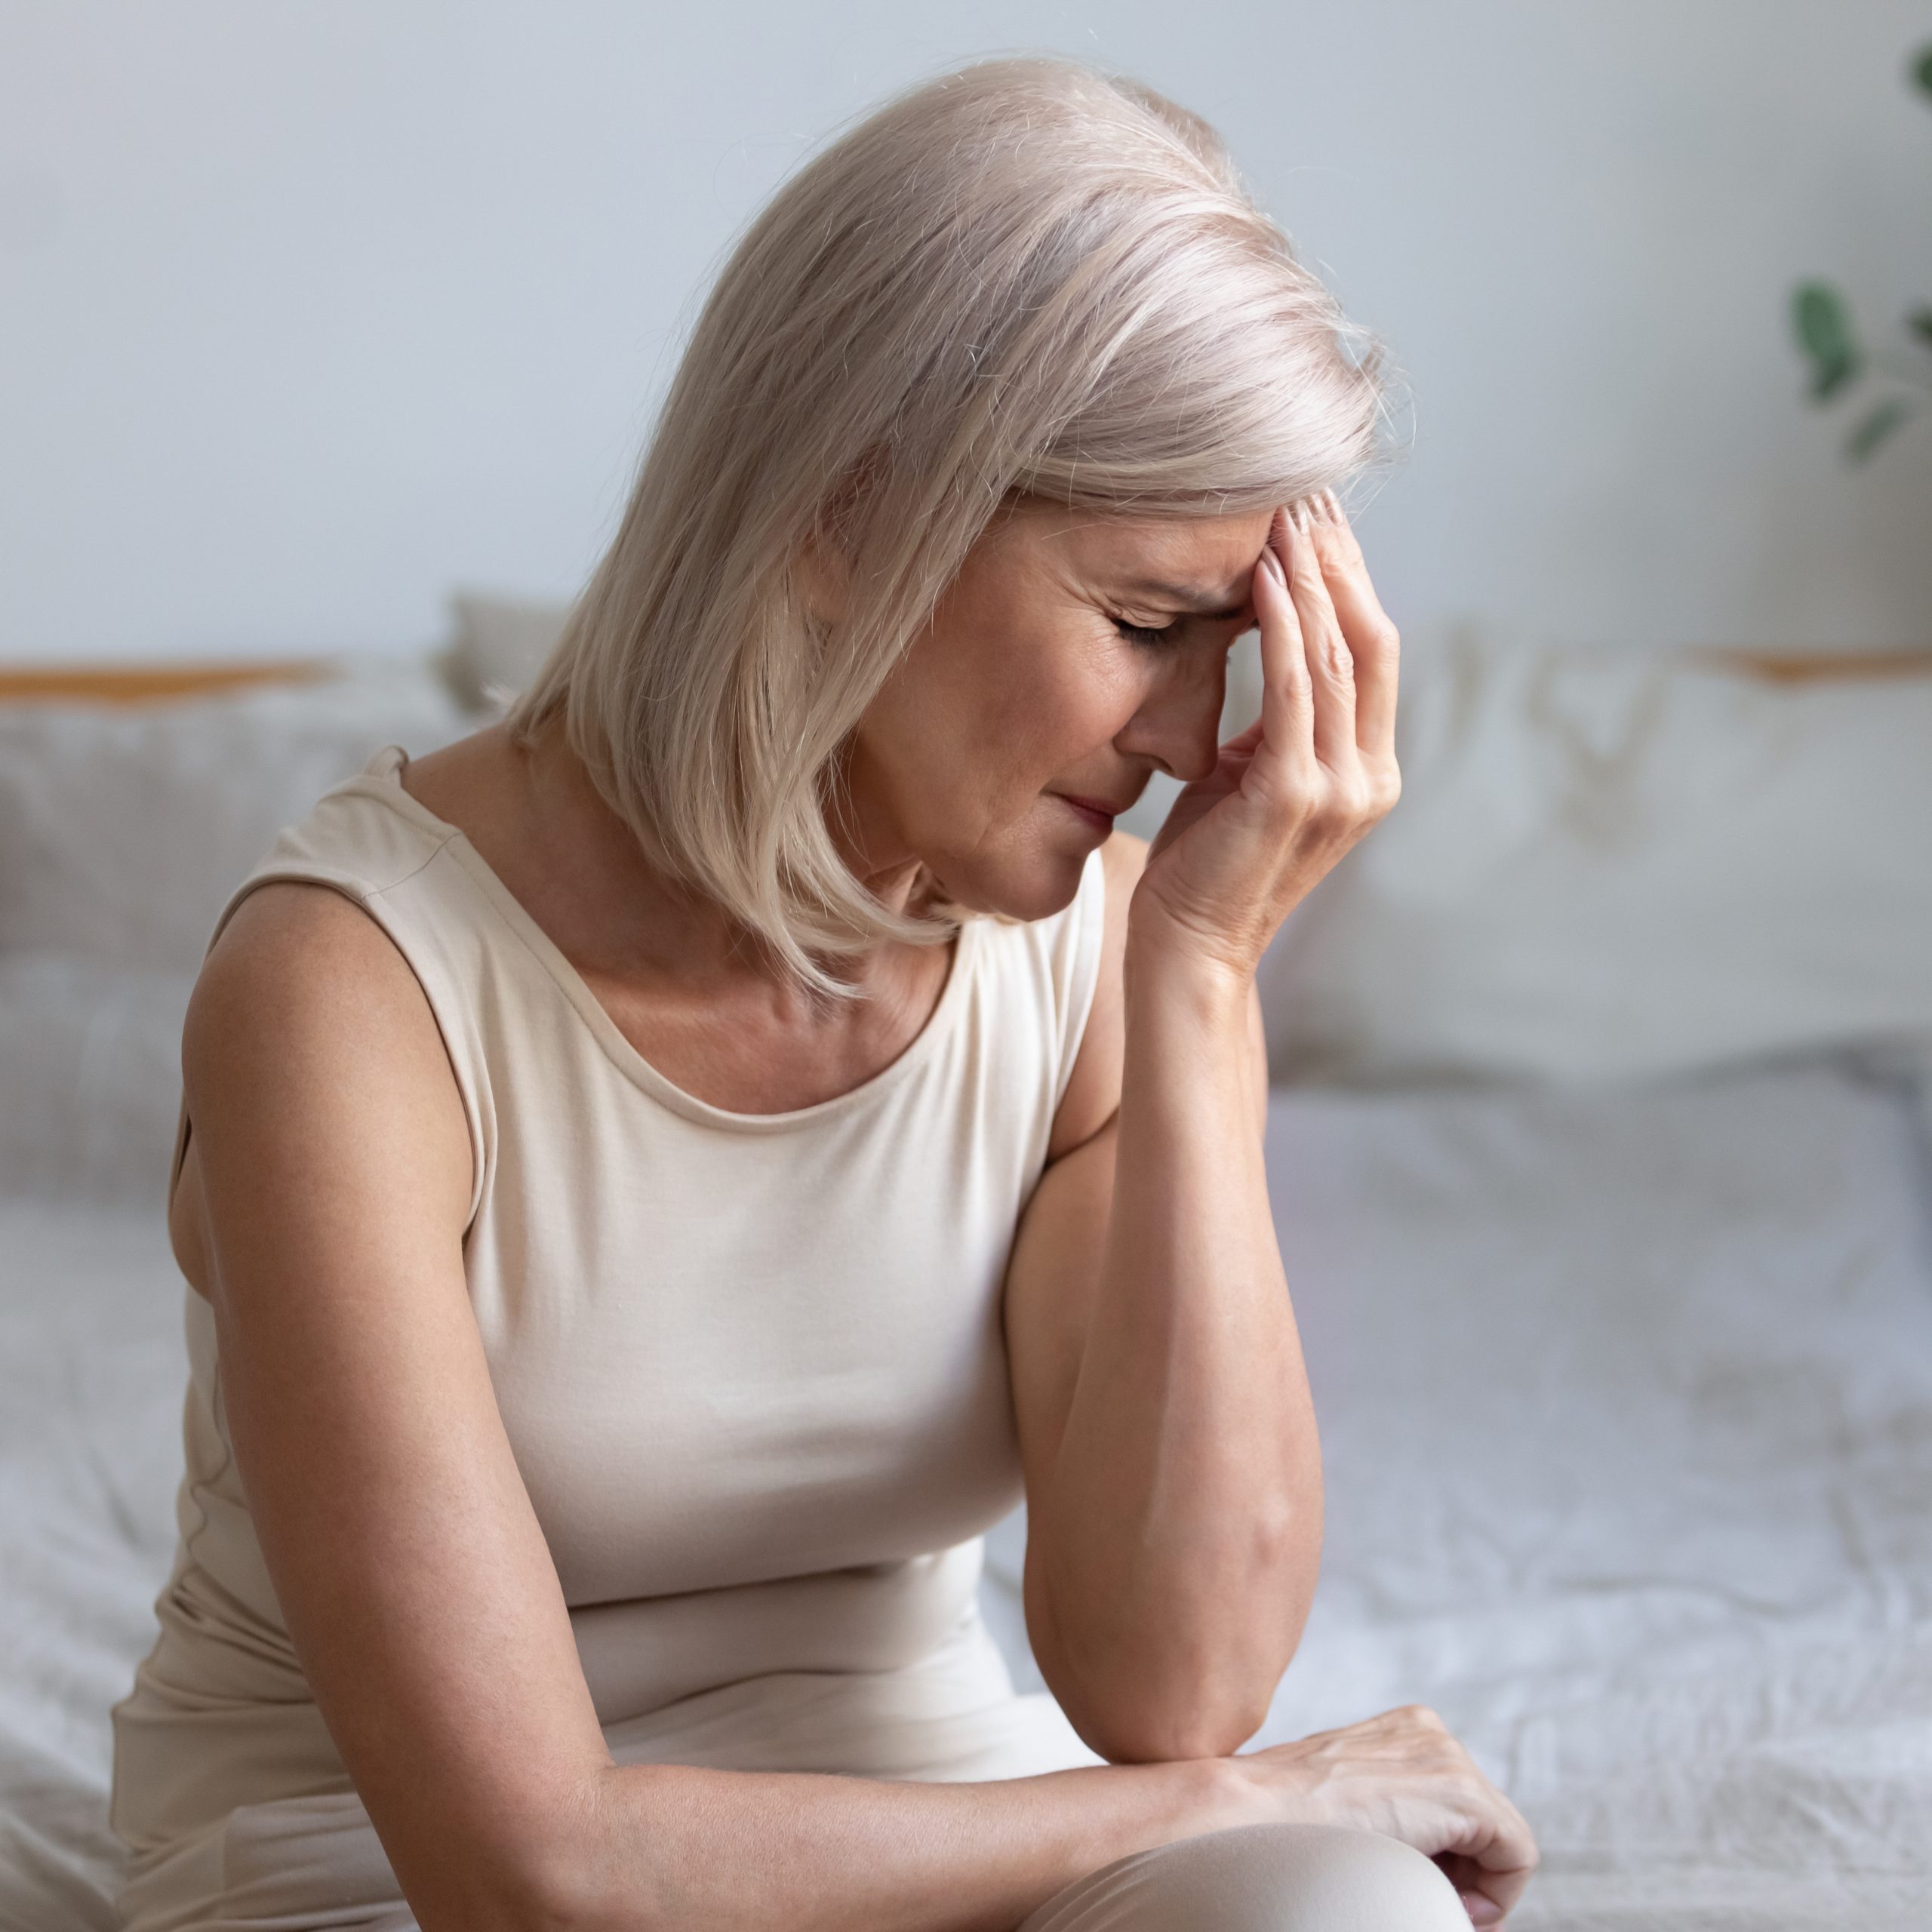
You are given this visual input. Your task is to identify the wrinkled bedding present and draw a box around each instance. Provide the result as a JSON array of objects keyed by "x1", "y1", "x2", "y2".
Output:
[
  {"x1": 5, "y1": 1063, "x2": 1930, "y2": 1927},
  {"x1": 986, "y1": 1062, "x2": 1932, "y2": 1929}
]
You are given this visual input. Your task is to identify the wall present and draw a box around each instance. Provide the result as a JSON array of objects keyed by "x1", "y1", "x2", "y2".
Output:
[{"x1": 2, "y1": 0, "x2": 1927, "y2": 666}]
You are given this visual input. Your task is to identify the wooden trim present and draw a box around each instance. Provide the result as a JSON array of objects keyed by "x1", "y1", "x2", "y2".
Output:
[
  {"x1": 0, "y1": 660, "x2": 334, "y2": 706},
  {"x1": 2, "y1": 646, "x2": 1924, "y2": 709},
  {"x1": 1690, "y1": 647, "x2": 1932, "y2": 685}
]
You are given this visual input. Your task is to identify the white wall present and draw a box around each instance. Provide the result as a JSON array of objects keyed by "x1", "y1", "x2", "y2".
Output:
[{"x1": 2, "y1": 0, "x2": 1927, "y2": 666}]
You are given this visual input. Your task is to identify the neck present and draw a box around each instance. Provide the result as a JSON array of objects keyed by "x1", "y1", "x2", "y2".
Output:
[{"x1": 515, "y1": 717, "x2": 937, "y2": 991}]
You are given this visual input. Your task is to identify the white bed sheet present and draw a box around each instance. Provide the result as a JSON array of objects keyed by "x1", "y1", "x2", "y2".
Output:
[
  {"x1": 5, "y1": 1063, "x2": 1930, "y2": 1928},
  {"x1": 0, "y1": 1202, "x2": 185, "y2": 1930},
  {"x1": 985, "y1": 1062, "x2": 1932, "y2": 1929}
]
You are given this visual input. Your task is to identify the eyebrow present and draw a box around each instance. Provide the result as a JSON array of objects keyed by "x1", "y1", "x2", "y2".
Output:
[{"x1": 1117, "y1": 578, "x2": 1254, "y2": 620}]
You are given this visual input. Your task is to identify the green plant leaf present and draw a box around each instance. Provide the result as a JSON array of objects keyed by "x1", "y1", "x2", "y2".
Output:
[
  {"x1": 1793, "y1": 281, "x2": 1860, "y2": 398},
  {"x1": 1912, "y1": 42, "x2": 1932, "y2": 100},
  {"x1": 1844, "y1": 397, "x2": 1912, "y2": 463},
  {"x1": 1908, "y1": 305, "x2": 1932, "y2": 348}
]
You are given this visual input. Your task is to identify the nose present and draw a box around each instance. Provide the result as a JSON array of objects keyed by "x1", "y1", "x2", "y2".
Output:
[{"x1": 1116, "y1": 649, "x2": 1227, "y2": 785}]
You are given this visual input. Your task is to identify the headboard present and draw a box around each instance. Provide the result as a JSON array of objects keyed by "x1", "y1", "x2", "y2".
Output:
[
  {"x1": 2, "y1": 648, "x2": 1925, "y2": 710},
  {"x1": 1694, "y1": 648, "x2": 1932, "y2": 685},
  {"x1": 0, "y1": 660, "x2": 331, "y2": 706}
]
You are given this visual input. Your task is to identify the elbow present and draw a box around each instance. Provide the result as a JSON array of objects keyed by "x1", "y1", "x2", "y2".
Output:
[
  {"x1": 417, "y1": 1857, "x2": 607, "y2": 1932},
  {"x1": 1031, "y1": 1527, "x2": 1321, "y2": 1767},
  {"x1": 412, "y1": 1777, "x2": 633, "y2": 1932},
  {"x1": 1040, "y1": 1623, "x2": 1285, "y2": 1765},
  {"x1": 1072, "y1": 1690, "x2": 1276, "y2": 1767}
]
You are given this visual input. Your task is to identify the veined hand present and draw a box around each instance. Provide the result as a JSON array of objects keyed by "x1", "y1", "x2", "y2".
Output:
[{"x1": 1134, "y1": 491, "x2": 1401, "y2": 981}]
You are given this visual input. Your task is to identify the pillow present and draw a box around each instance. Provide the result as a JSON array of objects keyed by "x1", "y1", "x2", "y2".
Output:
[
  {"x1": 438, "y1": 590, "x2": 572, "y2": 712},
  {"x1": 0, "y1": 657, "x2": 472, "y2": 972},
  {"x1": 0, "y1": 955, "x2": 191, "y2": 1200},
  {"x1": 1259, "y1": 632, "x2": 1932, "y2": 1086}
]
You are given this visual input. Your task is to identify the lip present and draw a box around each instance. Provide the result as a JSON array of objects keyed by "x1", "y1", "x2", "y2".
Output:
[{"x1": 1056, "y1": 793, "x2": 1123, "y2": 830}]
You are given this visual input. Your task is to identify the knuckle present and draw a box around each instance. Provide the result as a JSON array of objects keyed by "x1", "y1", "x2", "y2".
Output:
[
  {"x1": 1330, "y1": 774, "x2": 1373, "y2": 823},
  {"x1": 1306, "y1": 797, "x2": 1350, "y2": 840}
]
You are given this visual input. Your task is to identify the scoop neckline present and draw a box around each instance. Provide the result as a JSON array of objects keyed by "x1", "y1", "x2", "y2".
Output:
[{"x1": 361, "y1": 743, "x2": 979, "y2": 1134}]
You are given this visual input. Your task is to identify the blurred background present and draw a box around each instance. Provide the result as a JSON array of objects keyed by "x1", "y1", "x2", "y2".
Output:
[
  {"x1": 3, "y1": 0, "x2": 1930, "y2": 669},
  {"x1": 2, "y1": 8, "x2": 1930, "y2": 1931}
]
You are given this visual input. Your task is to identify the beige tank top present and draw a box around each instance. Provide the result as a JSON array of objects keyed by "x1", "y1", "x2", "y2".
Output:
[{"x1": 111, "y1": 743, "x2": 1107, "y2": 1856}]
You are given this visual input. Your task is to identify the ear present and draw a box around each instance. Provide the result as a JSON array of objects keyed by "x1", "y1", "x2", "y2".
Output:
[
  {"x1": 798, "y1": 443, "x2": 891, "y2": 629},
  {"x1": 795, "y1": 528, "x2": 853, "y2": 629}
]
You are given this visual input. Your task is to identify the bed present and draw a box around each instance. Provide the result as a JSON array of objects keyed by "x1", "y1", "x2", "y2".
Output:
[{"x1": 2, "y1": 639, "x2": 1928, "y2": 1929}]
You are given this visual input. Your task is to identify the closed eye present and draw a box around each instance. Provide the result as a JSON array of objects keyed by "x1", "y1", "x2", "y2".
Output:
[{"x1": 1114, "y1": 617, "x2": 1177, "y2": 648}]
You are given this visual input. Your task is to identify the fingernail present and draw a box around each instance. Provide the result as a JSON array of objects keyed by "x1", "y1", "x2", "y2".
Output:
[{"x1": 1260, "y1": 543, "x2": 1286, "y2": 586}]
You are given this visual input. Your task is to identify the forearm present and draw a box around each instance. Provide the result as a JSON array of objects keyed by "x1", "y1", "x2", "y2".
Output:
[
  {"x1": 558, "y1": 1752, "x2": 1250, "y2": 1932},
  {"x1": 1029, "y1": 943, "x2": 1321, "y2": 1761}
]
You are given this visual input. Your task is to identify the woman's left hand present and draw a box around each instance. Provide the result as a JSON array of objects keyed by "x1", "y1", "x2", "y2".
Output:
[{"x1": 1135, "y1": 488, "x2": 1402, "y2": 980}]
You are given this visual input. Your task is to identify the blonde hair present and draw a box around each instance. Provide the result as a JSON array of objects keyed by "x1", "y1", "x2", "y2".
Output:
[{"x1": 506, "y1": 55, "x2": 1392, "y2": 998}]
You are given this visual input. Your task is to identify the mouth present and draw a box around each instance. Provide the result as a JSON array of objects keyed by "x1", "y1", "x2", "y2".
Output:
[{"x1": 1054, "y1": 792, "x2": 1123, "y2": 832}]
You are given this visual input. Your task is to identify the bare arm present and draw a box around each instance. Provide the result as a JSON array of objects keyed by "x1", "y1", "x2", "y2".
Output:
[
  {"x1": 182, "y1": 500, "x2": 1535, "y2": 1932},
  {"x1": 1001, "y1": 500, "x2": 1538, "y2": 1924},
  {"x1": 1004, "y1": 494, "x2": 1402, "y2": 1766},
  {"x1": 177, "y1": 883, "x2": 1249, "y2": 1932}
]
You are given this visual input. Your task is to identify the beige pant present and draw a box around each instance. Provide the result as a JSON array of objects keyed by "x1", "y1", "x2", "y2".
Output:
[
  {"x1": 1022, "y1": 1822, "x2": 1472, "y2": 1930},
  {"x1": 120, "y1": 1629, "x2": 1469, "y2": 1932},
  {"x1": 125, "y1": 1809, "x2": 1469, "y2": 1931}
]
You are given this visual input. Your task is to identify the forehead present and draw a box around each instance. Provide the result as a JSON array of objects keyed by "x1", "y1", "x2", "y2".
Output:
[{"x1": 1005, "y1": 502, "x2": 1274, "y2": 595}]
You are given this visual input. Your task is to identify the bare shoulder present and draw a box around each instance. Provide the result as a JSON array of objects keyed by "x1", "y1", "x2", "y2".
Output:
[
  {"x1": 172, "y1": 882, "x2": 472, "y2": 1296},
  {"x1": 1044, "y1": 829, "x2": 1146, "y2": 1161},
  {"x1": 185, "y1": 880, "x2": 452, "y2": 1093}
]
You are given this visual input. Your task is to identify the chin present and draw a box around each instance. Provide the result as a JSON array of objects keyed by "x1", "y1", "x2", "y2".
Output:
[{"x1": 928, "y1": 835, "x2": 1091, "y2": 925}]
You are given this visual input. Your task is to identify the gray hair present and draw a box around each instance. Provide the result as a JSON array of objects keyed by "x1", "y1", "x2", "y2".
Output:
[{"x1": 506, "y1": 55, "x2": 1392, "y2": 998}]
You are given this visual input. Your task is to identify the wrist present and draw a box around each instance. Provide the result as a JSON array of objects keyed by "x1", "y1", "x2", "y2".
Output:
[
  {"x1": 1189, "y1": 1753, "x2": 1284, "y2": 1834},
  {"x1": 1123, "y1": 928, "x2": 1253, "y2": 1024}
]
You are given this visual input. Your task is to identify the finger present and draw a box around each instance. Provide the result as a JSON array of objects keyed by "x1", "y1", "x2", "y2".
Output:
[
  {"x1": 1437, "y1": 1854, "x2": 1518, "y2": 1925},
  {"x1": 1436, "y1": 1869, "x2": 1521, "y2": 1930},
  {"x1": 1252, "y1": 509, "x2": 1315, "y2": 775},
  {"x1": 1462, "y1": 1807, "x2": 1539, "y2": 1918},
  {"x1": 1435, "y1": 1866, "x2": 1506, "y2": 1929},
  {"x1": 1312, "y1": 487, "x2": 1400, "y2": 756},
  {"x1": 1284, "y1": 497, "x2": 1358, "y2": 772},
  {"x1": 1218, "y1": 715, "x2": 1266, "y2": 761}
]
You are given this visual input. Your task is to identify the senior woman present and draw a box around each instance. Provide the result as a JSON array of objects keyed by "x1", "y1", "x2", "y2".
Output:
[{"x1": 110, "y1": 56, "x2": 1536, "y2": 1932}]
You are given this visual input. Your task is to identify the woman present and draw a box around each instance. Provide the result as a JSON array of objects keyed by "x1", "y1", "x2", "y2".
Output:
[{"x1": 111, "y1": 57, "x2": 1537, "y2": 1932}]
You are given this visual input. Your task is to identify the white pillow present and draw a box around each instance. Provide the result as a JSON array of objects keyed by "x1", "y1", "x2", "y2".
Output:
[
  {"x1": 0, "y1": 657, "x2": 472, "y2": 972},
  {"x1": 1260, "y1": 632, "x2": 1932, "y2": 1085},
  {"x1": 0, "y1": 955, "x2": 191, "y2": 1200},
  {"x1": 439, "y1": 590, "x2": 571, "y2": 712}
]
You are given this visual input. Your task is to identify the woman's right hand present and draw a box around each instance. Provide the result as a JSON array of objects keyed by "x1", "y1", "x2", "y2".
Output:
[{"x1": 1223, "y1": 1705, "x2": 1540, "y2": 1927}]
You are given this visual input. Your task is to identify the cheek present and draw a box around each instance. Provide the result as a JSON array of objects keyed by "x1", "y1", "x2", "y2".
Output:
[
  {"x1": 869, "y1": 609, "x2": 1143, "y2": 840},
  {"x1": 966, "y1": 641, "x2": 1134, "y2": 812},
  {"x1": 1029, "y1": 638, "x2": 1144, "y2": 759}
]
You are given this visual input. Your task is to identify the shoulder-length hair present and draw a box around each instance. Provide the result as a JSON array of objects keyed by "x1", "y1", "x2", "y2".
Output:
[{"x1": 506, "y1": 56, "x2": 1392, "y2": 999}]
